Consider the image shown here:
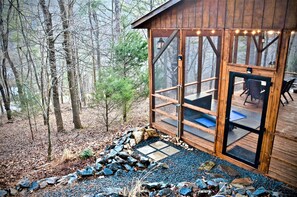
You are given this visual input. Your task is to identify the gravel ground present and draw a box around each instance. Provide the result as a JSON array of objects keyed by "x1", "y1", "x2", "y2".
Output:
[{"x1": 36, "y1": 137, "x2": 297, "y2": 197}]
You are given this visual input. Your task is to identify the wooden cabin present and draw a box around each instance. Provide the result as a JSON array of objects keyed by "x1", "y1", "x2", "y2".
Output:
[{"x1": 132, "y1": 0, "x2": 297, "y2": 186}]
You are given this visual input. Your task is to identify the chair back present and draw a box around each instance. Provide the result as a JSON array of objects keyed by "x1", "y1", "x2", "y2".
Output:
[
  {"x1": 281, "y1": 80, "x2": 288, "y2": 94},
  {"x1": 285, "y1": 79, "x2": 295, "y2": 92},
  {"x1": 248, "y1": 79, "x2": 262, "y2": 99}
]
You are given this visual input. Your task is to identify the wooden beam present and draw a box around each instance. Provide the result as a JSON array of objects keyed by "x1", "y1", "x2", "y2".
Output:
[
  {"x1": 148, "y1": 29, "x2": 155, "y2": 126},
  {"x1": 214, "y1": 35, "x2": 222, "y2": 99},
  {"x1": 214, "y1": 29, "x2": 226, "y2": 154},
  {"x1": 233, "y1": 35, "x2": 238, "y2": 63},
  {"x1": 256, "y1": 35, "x2": 264, "y2": 66},
  {"x1": 252, "y1": 35, "x2": 260, "y2": 52},
  {"x1": 183, "y1": 119, "x2": 216, "y2": 135},
  {"x1": 185, "y1": 77, "x2": 218, "y2": 88},
  {"x1": 215, "y1": 29, "x2": 231, "y2": 157},
  {"x1": 197, "y1": 36, "x2": 203, "y2": 93},
  {"x1": 152, "y1": 94, "x2": 178, "y2": 104},
  {"x1": 152, "y1": 122, "x2": 176, "y2": 137},
  {"x1": 205, "y1": 88, "x2": 217, "y2": 93},
  {"x1": 206, "y1": 36, "x2": 220, "y2": 57},
  {"x1": 260, "y1": 36, "x2": 279, "y2": 53},
  {"x1": 155, "y1": 101, "x2": 174, "y2": 109},
  {"x1": 155, "y1": 86, "x2": 177, "y2": 93},
  {"x1": 182, "y1": 134, "x2": 215, "y2": 154},
  {"x1": 177, "y1": 30, "x2": 185, "y2": 138},
  {"x1": 183, "y1": 103, "x2": 217, "y2": 116},
  {"x1": 153, "y1": 108, "x2": 177, "y2": 120},
  {"x1": 246, "y1": 36, "x2": 251, "y2": 64},
  {"x1": 155, "y1": 77, "x2": 217, "y2": 94},
  {"x1": 153, "y1": 30, "x2": 179, "y2": 65}
]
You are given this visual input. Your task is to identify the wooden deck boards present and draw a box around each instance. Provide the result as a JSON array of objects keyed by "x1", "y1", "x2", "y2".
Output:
[
  {"x1": 268, "y1": 135, "x2": 297, "y2": 186},
  {"x1": 276, "y1": 92, "x2": 297, "y2": 139}
]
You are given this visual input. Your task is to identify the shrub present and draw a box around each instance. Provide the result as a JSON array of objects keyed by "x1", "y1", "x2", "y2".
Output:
[{"x1": 79, "y1": 148, "x2": 94, "y2": 159}]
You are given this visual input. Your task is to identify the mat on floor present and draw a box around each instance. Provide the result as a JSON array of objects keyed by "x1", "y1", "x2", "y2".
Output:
[
  {"x1": 195, "y1": 110, "x2": 246, "y2": 128},
  {"x1": 227, "y1": 145, "x2": 256, "y2": 163},
  {"x1": 162, "y1": 118, "x2": 250, "y2": 146}
]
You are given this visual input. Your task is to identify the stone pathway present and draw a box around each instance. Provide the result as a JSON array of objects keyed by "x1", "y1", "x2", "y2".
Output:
[{"x1": 137, "y1": 140, "x2": 180, "y2": 161}]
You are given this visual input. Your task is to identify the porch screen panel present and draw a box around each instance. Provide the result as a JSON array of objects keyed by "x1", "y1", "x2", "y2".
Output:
[
  {"x1": 152, "y1": 33, "x2": 179, "y2": 136},
  {"x1": 230, "y1": 30, "x2": 280, "y2": 68},
  {"x1": 182, "y1": 31, "x2": 221, "y2": 150}
]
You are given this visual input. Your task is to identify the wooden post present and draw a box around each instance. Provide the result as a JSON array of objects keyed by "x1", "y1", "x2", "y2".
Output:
[
  {"x1": 258, "y1": 31, "x2": 291, "y2": 174},
  {"x1": 246, "y1": 36, "x2": 251, "y2": 65},
  {"x1": 215, "y1": 29, "x2": 231, "y2": 155},
  {"x1": 197, "y1": 36, "x2": 203, "y2": 93},
  {"x1": 233, "y1": 35, "x2": 238, "y2": 63},
  {"x1": 177, "y1": 30, "x2": 185, "y2": 138},
  {"x1": 214, "y1": 35, "x2": 222, "y2": 99},
  {"x1": 148, "y1": 29, "x2": 155, "y2": 127},
  {"x1": 256, "y1": 34, "x2": 264, "y2": 66}
]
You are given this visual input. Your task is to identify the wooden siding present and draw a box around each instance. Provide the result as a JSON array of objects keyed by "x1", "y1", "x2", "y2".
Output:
[{"x1": 140, "y1": 0, "x2": 297, "y2": 30}]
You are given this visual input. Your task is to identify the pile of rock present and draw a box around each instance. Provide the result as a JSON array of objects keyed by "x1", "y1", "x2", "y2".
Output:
[
  {"x1": 160, "y1": 134, "x2": 194, "y2": 151},
  {"x1": 128, "y1": 177, "x2": 279, "y2": 197},
  {"x1": 93, "y1": 178, "x2": 278, "y2": 197},
  {"x1": 0, "y1": 127, "x2": 161, "y2": 196}
]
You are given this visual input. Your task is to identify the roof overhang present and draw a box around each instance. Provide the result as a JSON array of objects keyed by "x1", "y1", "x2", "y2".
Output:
[{"x1": 131, "y1": 0, "x2": 182, "y2": 29}]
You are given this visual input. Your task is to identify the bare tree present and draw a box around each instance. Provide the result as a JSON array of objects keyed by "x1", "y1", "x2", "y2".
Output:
[
  {"x1": 58, "y1": 0, "x2": 82, "y2": 129},
  {"x1": 0, "y1": 0, "x2": 25, "y2": 111},
  {"x1": 0, "y1": 83, "x2": 12, "y2": 120},
  {"x1": 114, "y1": 0, "x2": 121, "y2": 43},
  {"x1": 40, "y1": 0, "x2": 65, "y2": 132}
]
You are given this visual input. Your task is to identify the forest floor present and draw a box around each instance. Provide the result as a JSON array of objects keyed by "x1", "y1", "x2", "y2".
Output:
[{"x1": 0, "y1": 99, "x2": 149, "y2": 189}]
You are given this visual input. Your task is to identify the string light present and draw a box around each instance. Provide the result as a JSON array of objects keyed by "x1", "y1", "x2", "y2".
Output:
[
  {"x1": 251, "y1": 30, "x2": 256, "y2": 35},
  {"x1": 196, "y1": 30, "x2": 201, "y2": 35},
  {"x1": 235, "y1": 29, "x2": 240, "y2": 34},
  {"x1": 257, "y1": 29, "x2": 261, "y2": 33},
  {"x1": 267, "y1": 30, "x2": 274, "y2": 35},
  {"x1": 291, "y1": 31, "x2": 295, "y2": 35},
  {"x1": 211, "y1": 30, "x2": 215, "y2": 34},
  {"x1": 243, "y1": 30, "x2": 248, "y2": 34}
]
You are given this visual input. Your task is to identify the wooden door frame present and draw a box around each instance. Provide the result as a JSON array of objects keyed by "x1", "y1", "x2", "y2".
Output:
[{"x1": 216, "y1": 29, "x2": 291, "y2": 173}]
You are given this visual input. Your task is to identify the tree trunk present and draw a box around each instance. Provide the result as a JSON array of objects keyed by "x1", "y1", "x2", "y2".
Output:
[
  {"x1": 0, "y1": 98, "x2": 4, "y2": 114},
  {"x1": 0, "y1": 0, "x2": 25, "y2": 110},
  {"x1": 46, "y1": 88, "x2": 52, "y2": 161},
  {"x1": 40, "y1": 0, "x2": 64, "y2": 132},
  {"x1": 88, "y1": 1, "x2": 97, "y2": 89},
  {"x1": 92, "y1": 11, "x2": 101, "y2": 79},
  {"x1": 0, "y1": 83, "x2": 12, "y2": 120},
  {"x1": 58, "y1": 0, "x2": 82, "y2": 129},
  {"x1": 40, "y1": 44, "x2": 47, "y2": 125},
  {"x1": 114, "y1": 0, "x2": 121, "y2": 43},
  {"x1": 60, "y1": 60, "x2": 64, "y2": 104},
  {"x1": 105, "y1": 98, "x2": 109, "y2": 133}
]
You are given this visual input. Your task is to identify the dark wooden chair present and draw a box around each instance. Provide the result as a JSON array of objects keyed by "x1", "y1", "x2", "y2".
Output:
[
  {"x1": 240, "y1": 79, "x2": 249, "y2": 97},
  {"x1": 280, "y1": 79, "x2": 295, "y2": 106},
  {"x1": 243, "y1": 79, "x2": 264, "y2": 107}
]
